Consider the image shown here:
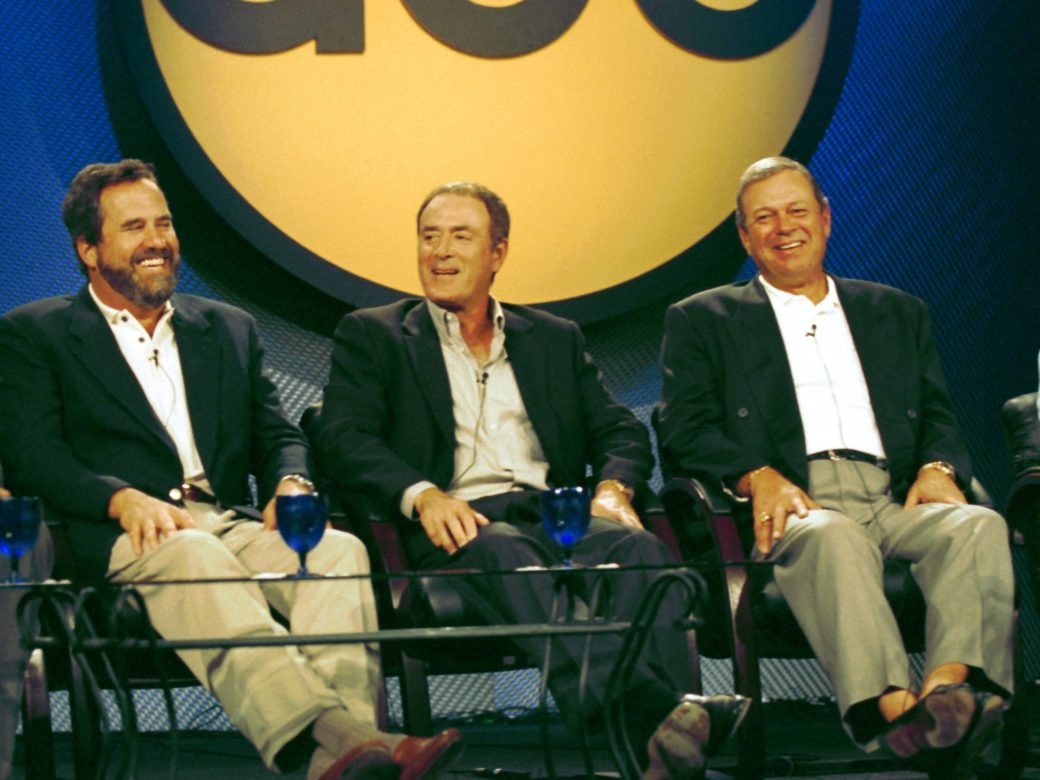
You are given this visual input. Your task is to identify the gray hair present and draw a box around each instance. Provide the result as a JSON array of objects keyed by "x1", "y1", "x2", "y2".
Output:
[
  {"x1": 735, "y1": 156, "x2": 828, "y2": 230},
  {"x1": 416, "y1": 181, "x2": 510, "y2": 247}
]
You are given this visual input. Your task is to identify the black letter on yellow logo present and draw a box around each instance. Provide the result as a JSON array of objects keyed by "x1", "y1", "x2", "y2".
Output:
[
  {"x1": 636, "y1": 0, "x2": 816, "y2": 59},
  {"x1": 161, "y1": 0, "x2": 364, "y2": 54},
  {"x1": 403, "y1": 0, "x2": 587, "y2": 58}
]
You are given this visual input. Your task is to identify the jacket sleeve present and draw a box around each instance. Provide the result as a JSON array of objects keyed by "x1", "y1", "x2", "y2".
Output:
[
  {"x1": 0, "y1": 312, "x2": 128, "y2": 520},
  {"x1": 315, "y1": 313, "x2": 432, "y2": 517},
  {"x1": 656, "y1": 301, "x2": 768, "y2": 485}
]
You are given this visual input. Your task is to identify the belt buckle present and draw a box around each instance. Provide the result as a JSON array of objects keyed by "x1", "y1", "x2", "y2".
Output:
[{"x1": 826, "y1": 449, "x2": 842, "y2": 462}]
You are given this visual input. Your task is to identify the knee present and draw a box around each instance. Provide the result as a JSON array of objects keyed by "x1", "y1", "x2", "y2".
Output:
[
  {"x1": 952, "y1": 506, "x2": 1010, "y2": 553},
  {"x1": 785, "y1": 511, "x2": 875, "y2": 556},
  {"x1": 313, "y1": 529, "x2": 371, "y2": 574},
  {"x1": 618, "y1": 527, "x2": 671, "y2": 564},
  {"x1": 460, "y1": 522, "x2": 541, "y2": 567},
  {"x1": 151, "y1": 529, "x2": 241, "y2": 576}
]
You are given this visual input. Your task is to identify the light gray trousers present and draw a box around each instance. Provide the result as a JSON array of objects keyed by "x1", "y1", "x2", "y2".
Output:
[
  {"x1": 107, "y1": 503, "x2": 381, "y2": 768},
  {"x1": 762, "y1": 460, "x2": 1014, "y2": 735}
]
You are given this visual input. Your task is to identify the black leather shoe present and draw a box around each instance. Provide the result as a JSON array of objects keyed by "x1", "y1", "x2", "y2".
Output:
[
  {"x1": 880, "y1": 683, "x2": 976, "y2": 760},
  {"x1": 643, "y1": 694, "x2": 750, "y2": 780},
  {"x1": 949, "y1": 691, "x2": 1006, "y2": 780},
  {"x1": 682, "y1": 694, "x2": 752, "y2": 755}
]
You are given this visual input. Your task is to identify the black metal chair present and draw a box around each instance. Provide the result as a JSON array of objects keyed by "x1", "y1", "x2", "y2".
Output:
[
  {"x1": 1002, "y1": 392, "x2": 1040, "y2": 593},
  {"x1": 658, "y1": 473, "x2": 1028, "y2": 780}
]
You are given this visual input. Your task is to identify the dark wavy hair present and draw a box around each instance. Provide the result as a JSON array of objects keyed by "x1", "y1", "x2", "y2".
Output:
[{"x1": 416, "y1": 181, "x2": 510, "y2": 248}]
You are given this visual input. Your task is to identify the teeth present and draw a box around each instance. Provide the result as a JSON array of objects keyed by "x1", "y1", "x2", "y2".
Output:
[{"x1": 138, "y1": 258, "x2": 165, "y2": 267}]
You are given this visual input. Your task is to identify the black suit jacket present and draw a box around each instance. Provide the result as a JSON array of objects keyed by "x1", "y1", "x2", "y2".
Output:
[
  {"x1": 315, "y1": 298, "x2": 652, "y2": 540},
  {"x1": 655, "y1": 276, "x2": 973, "y2": 501},
  {"x1": 0, "y1": 286, "x2": 309, "y2": 578}
]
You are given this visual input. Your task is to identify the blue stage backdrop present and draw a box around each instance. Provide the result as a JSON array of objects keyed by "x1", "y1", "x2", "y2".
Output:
[{"x1": 2, "y1": 0, "x2": 1039, "y2": 710}]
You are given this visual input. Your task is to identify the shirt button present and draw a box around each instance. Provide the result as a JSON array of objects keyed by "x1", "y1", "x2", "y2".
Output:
[
  {"x1": 737, "y1": 407, "x2": 749, "y2": 418},
  {"x1": 906, "y1": 409, "x2": 918, "y2": 419}
]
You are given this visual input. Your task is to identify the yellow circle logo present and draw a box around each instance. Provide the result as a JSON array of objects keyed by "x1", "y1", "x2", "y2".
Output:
[{"x1": 115, "y1": 1, "x2": 855, "y2": 320}]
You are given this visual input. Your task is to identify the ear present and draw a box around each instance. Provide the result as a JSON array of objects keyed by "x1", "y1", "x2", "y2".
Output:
[
  {"x1": 821, "y1": 204, "x2": 832, "y2": 240},
  {"x1": 76, "y1": 236, "x2": 98, "y2": 272},
  {"x1": 491, "y1": 237, "x2": 508, "y2": 274},
  {"x1": 738, "y1": 226, "x2": 752, "y2": 256}
]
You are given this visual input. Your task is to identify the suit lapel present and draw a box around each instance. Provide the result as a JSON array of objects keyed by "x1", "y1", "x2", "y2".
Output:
[
  {"x1": 66, "y1": 287, "x2": 177, "y2": 453},
  {"x1": 500, "y1": 309, "x2": 559, "y2": 462},
  {"x1": 731, "y1": 279, "x2": 808, "y2": 473},
  {"x1": 403, "y1": 304, "x2": 455, "y2": 446},
  {"x1": 171, "y1": 296, "x2": 220, "y2": 470},
  {"x1": 835, "y1": 279, "x2": 901, "y2": 428}
]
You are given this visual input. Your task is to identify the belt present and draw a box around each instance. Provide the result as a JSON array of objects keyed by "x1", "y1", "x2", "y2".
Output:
[
  {"x1": 168, "y1": 483, "x2": 220, "y2": 506},
  {"x1": 807, "y1": 449, "x2": 888, "y2": 470}
]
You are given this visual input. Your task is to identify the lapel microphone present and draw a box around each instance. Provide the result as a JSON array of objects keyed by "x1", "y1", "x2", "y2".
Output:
[
  {"x1": 805, "y1": 323, "x2": 817, "y2": 338},
  {"x1": 150, "y1": 348, "x2": 160, "y2": 366}
]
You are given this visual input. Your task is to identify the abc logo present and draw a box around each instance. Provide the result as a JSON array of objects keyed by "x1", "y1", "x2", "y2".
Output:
[{"x1": 118, "y1": 0, "x2": 848, "y2": 318}]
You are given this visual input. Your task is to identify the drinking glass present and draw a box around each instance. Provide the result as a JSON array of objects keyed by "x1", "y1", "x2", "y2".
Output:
[
  {"x1": 276, "y1": 493, "x2": 326, "y2": 577},
  {"x1": 540, "y1": 486, "x2": 591, "y2": 568},
  {"x1": 0, "y1": 496, "x2": 42, "y2": 583}
]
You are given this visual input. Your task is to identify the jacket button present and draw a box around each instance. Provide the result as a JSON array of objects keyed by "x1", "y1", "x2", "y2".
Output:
[
  {"x1": 737, "y1": 407, "x2": 749, "y2": 418},
  {"x1": 906, "y1": 409, "x2": 918, "y2": 419}
]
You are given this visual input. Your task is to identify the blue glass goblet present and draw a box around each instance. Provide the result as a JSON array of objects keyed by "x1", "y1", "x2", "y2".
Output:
[
  {"x1": 276, "y1": 494, "x2": 326, "y2": 577},
  {"x1": 540, "y1": 486, "x2": 591, "y2": 569},
  {"x1": 0, "y1": 496, "x2": 42, "y2": 583}
]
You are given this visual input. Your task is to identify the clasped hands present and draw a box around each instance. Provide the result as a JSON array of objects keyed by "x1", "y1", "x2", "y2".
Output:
[
  {"x1": 415, "y1": 482, "x2": 641, "y2": 555},
  {"x1": 739, "y1": 463, "x2": 967, "y2": 555}
]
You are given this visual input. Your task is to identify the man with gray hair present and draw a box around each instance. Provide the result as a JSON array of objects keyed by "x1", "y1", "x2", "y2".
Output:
[{"x1": 656, "y1": 156, "x2": 1014, "y2": 775}]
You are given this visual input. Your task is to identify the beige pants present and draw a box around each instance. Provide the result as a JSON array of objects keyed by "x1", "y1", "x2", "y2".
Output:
[
  {"x1": 107, "y1": 503, "x2": 380, "y2": 768},
  {"x1": 762, "y1": 461, "x2": 1014, "y2": 739}
]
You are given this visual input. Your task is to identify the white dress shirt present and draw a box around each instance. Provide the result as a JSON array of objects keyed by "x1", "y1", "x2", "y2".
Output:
[
  {"x1": 399, "y1": 298, "x2": 549, "y2": 517},
  {"x1": 760, "y1": 275, "x2": 886, "y2": 459},
  {"x1": 89, "y1": 285, "x2": 206, "y2": 482}
]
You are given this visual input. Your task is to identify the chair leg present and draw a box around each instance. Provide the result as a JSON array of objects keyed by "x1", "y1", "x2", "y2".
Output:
[
  {"x1": 21, "y1": 649, "x2": 56, "y2": 780},
  {"x1": 399, "y1": 651, "x2": 434, "y2": 737}
]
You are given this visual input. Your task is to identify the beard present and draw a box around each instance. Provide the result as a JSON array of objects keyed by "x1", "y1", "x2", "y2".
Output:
[{"x1": 96, "y1": 247, "x2": 180, "y2": 309}]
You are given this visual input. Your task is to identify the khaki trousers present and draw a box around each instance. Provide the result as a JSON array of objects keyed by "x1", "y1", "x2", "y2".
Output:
[
  {"x1": 761, "y1": 461, "x2": 1014, "y2": 741},
  {"x1": 108, "y1": 504, "x2": 380, "y2": 768}
]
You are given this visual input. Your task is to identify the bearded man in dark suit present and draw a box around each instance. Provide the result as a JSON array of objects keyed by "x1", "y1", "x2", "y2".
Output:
[
  {"x1": 656, "y1": 156, "x2": 1013, "y2": 775},
  {"x1": 316, "y1": 181, "x2": 748, "y2": 779},
  {"x1": 0, "y1": 160, "x2": 461, "y2": 780}
]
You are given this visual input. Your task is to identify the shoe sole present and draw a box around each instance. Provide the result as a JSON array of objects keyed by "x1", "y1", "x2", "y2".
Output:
[
  {"x1": 650, "y1": 700, "x2": 709, "y2": 778},
  {"x1": 922, "y1": 686, "x2": 977, "y2": 748}
]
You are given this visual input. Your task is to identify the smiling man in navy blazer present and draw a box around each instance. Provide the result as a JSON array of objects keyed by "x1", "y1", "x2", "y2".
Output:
[
  {"x1": 0, "y1": 160, "x2": 462, "y2": 780},
  {"x1": 317, "y1": 181, "x2": 749, "y2": 779},
  {"x1": 656, "y1": 156, "x2": 1014, "y2": 774}
]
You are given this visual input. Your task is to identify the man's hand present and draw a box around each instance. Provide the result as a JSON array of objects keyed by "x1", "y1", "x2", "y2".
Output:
[
  {"x1": 109, "y1": 487, "x2": 195, "y2": 556},
  {"x1": 903, "y1": 466, "x2": 967, "y2": 509},
  {"x1": 262, "y1": 476, "x2": 315, "y2": 530},
  {"x1": 414, "y1": 487, "x2": 489, "y2": 555},
  {"x1": 0, "y1": 487, "x2": 10, "y2": 499},
  {"x1": 737, "y1": 466, "x2": 820, "y2": 555},
  {"x1": 591, "y1": 482, "x2": 642, "y2": 528}
]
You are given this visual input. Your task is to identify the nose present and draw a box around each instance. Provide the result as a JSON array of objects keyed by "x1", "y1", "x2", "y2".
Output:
[
  {"x1": 432, "y1": 234, "x2": 452, "y2": 259},
  {"x1": 143, "y1": 222, "x2": 169, "y2": 248}
]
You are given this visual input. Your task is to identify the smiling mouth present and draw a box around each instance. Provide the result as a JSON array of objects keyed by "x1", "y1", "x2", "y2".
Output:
[
  {"x1": 135, "y1": 257, "x2": 167, "y2": 269},
  {"x1": 775, "y1": 240, "x2": 805, "y2": 251}
]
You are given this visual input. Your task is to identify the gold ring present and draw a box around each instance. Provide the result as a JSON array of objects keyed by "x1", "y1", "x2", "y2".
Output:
[{"x1": 756, "y1": 512, "x2": 771, "y2": 524}]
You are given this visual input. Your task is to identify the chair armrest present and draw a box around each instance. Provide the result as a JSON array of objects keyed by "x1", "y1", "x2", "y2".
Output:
[
  {"x1": 1003, "y1": 392, "x2": 1040, "y2": 477},
  {"x1": 660, "y1": 476, "x2": 748, "y2": 564}
]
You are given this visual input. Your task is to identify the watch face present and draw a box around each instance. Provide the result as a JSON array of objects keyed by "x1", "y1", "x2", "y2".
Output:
[{"x1": 115, "y1": 1, "x2": 856, "y2": 322}]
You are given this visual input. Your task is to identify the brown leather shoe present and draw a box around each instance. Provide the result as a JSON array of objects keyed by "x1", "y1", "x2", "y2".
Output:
[{"x1": 392, "y1": 728, "x2": 465, "y2": 780}]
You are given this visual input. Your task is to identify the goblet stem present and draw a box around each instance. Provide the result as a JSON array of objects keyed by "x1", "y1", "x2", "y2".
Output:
[
  {"x1": 297, "y1": 551, "x2": 310, "y2": 578},
  {"x1": 6, "y1": 554, "x2": 21, "y2": 584}
]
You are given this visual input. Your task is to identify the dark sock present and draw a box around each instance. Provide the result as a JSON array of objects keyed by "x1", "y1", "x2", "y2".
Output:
[{"x1": 273, "y1": 722, "x2": 318, "y2": 773}]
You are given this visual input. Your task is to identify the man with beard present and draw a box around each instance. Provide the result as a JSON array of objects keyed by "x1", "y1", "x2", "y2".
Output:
[{"x1": 0, "y1": 160, "x2": 462, "y2": 780}]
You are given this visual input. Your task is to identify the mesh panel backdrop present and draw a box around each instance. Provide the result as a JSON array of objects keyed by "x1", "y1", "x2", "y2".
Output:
[{"x1": 2, "y1": 0, "x2": 1038, "y2": 723}]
